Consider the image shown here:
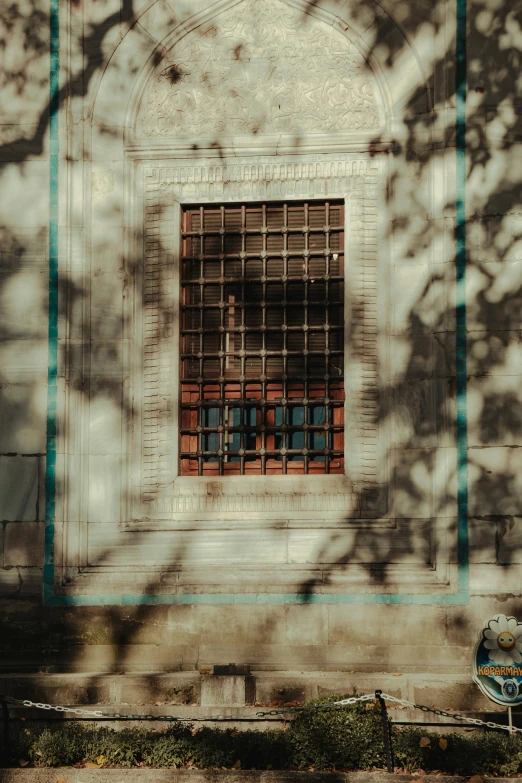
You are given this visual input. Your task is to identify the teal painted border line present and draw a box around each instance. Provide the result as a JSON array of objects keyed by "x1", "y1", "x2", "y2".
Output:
[
  {"x1": 43, "y1": 0, "x2": 60, "y2": 606},
  {"x1": 43, "y1": 3, "x2": 468, "y2": 607},
  {"x1": 455, "y1": 0, "x2": 470, "y2": 597}
]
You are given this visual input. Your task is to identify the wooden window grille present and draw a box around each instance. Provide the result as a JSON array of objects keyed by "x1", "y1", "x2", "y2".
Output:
[{"x1": 179, "y1": 200, "x2": 345, "y2": 476}]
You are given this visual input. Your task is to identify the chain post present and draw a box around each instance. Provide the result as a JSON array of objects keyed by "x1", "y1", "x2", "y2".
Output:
[
  {"x1": 376, "y1": 690, "x2": 394, "y2": 774},
  {"x1": 0, "y1": 695, "x2": 11, "y2": 768}
]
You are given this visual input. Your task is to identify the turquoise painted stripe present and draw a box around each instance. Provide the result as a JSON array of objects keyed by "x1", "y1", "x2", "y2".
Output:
[
  {"x1": 44, "y1": 0, "x2": 60, "y2": 604},
  {"x1": 46, "y1": 592, "x2": 468, "y2": 606},
  {"x1": 455, "y1": 0, "x2": 469, "y2": 594},
  {"x1": 44, "y1": 2, "x2": 469, "y2": 607}
]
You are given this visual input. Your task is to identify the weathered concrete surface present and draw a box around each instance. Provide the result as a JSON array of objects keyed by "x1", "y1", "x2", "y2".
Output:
[{"x1": 0, "y1": 771, "x2": 519, "y2": 783}]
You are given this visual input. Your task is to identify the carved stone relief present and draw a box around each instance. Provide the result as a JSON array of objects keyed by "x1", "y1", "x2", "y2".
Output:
[{"x1": 137, "y1": 0, "x2": 380, "y2": 139}]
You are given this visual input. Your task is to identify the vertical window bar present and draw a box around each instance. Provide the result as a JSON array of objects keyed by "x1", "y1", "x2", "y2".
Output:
[
  {"x1": 198, "y1": 206, "x2": 204, "y2": 476},
  {"x1": 324, "y1": 201, "x2": 331, "y2": 475},
  {"x1": 219, "y1": 205, "x2": 226, "y2": 476},
  {"x1": 261, "y1": 203, "x2": 267, "y2": 474},
  {"x1": 281, "y1": 203, "x2": 288, "y2": 475},
  {"x1": 303, "y1": 202, "x2": 309, "y2": 474}
]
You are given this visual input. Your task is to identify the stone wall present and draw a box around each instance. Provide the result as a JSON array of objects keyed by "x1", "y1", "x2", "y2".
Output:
[{"x1": 1, "y1": 0, "x2": 522, "y2": 709}]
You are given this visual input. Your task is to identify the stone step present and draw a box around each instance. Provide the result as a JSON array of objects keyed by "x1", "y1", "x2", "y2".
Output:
[{"x1": 1, "y1": 672, "x2": 517, "y2": 731}]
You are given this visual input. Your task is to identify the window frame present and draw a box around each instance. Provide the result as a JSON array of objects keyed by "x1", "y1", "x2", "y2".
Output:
[{"x1": 125, "y1": 156, "x2": 386, "y2": 529}]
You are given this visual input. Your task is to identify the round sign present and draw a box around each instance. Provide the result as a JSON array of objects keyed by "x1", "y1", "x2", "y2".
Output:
[{"x1": 473, "y1": 614, "x2": 522, "y2": 705}]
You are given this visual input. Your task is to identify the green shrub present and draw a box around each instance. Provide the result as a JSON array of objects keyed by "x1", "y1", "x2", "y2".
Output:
[
  {"x1": 28, "y1": 724, "x2": 87, "y2": 767},
  {"x1": 235, "y1": 729, "x2": 290, "y2": 770},
  {"x1": 7, "y1": 698, "x2": 522, "y2": 774},
  {"x1": 286, "y1": 693, "x2": 386, "y2": 770},
  {"x1": 393, "y1": 727, "x2": 522, "y2": 776}
]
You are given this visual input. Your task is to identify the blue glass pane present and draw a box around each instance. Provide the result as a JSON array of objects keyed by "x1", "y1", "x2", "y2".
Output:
[
  {"x1": 203, "y1": 407, "x2": 220, "y2": 427},
  {"x1": 228, "y1": 408, "x2": 241, "y2": 426},
  {"x1": 288, "y1": 408, "x2": 305, "y2": 458},
  {"x1": 245, "y1": 407, "x2": 258, "y2": 450},
  {"x1": 309, "y1": 405, "x2": 326, "y2": 425},
  {"x1": 289, "y1": 406, "x2": 305, "y2": 426},
  {"x1": 203, "y1": 431, "x2": 220, "y2": 461},
  {"x1": 245, "y1": 408, "x2": 257, "y2": 426}
]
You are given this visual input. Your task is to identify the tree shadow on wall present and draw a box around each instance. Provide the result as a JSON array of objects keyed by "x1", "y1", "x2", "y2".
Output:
[{"x1": 1, "y1": 0, "x2": 522, "y2": 748}]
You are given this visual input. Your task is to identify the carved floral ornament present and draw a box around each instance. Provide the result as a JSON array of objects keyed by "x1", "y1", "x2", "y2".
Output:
[{"x1": 138, "y1": 0, "x2": 381, "y2": 139}]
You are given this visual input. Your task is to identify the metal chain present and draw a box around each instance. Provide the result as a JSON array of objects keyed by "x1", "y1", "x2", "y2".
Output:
[
  {"x1": 380, "y1": 693, "x2": 522, "y2": 735},
  {"x1": 3, "y1": 697, "x2": 105, "y2": 718},
  {"x1": 2, "y1": 694, "x2": 376, "y2": 722},
  {"x1": 2, "y1": 696, "x2": 288, "y2": 723},
  {"x1": 3, "y1": 692, "x2": 520, "y2": 733},
  {"x1": 255, "y1": 693, "x2": 376, "y2": 716}
]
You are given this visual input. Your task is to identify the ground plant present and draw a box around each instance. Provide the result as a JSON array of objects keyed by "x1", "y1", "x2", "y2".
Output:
[{"x1": 6, "y1": 695, "x2": 522, "y2": 774}]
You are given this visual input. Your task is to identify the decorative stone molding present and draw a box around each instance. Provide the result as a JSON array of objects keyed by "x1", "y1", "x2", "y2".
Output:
[
  {"x1": 129, "y1": 154, "x2": 385, "y2": 525},
  {"x1": 137, "y1": 0, "x2": 381, "y2": 140}
]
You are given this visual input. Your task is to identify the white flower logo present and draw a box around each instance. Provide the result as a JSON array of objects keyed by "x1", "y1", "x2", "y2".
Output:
[{"x1": 483, "y1": 615, "x2": 522, "y2": 665}]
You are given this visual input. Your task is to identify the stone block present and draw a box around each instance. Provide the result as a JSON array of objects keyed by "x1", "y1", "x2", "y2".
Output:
[
  {"x1": 255, "y1": 677, "x2": 310, "y2": 705},
  {"x1": 413, "y1": 681, "x2": 492, "y2": 711},
  {"x1": 497, "y1": 517, "x2": 522, "y2": 564},
  {"x1": 469, "y1": 564, "x2": 522, "y2": 595},
  {"x1": 468, "y1": 447, "x2": 522, "y2": 516},
  {"x1": 469, "y1": 517, "x2": 497, "y2": 563},
  {"x1": 0, "y1": 163, "x2": 49, "y2": 226},
  {"x1": 198, "y1": 644, "x2": 389, "y2": 672},
  {"x1": 390, "y1": 333, "x2": 455, "y2": 382},
  {"x1": 4, "y1": 522, "x2": 44, "y2": 566},
  {"x1": 50, "y1": 606, "x2": 175, "y2": 648},
  {"x1": 200, "y1": 675, "x2": 254, "y2": 707},
  {"x1": 393, "y1": 448, "x2": 433, "y2": 518},
  {"x1": 288, "y1": 521, "x2": 430, "y2": 566},
  {"x1": 467, "y1": 330, "x2": 522, "y2": 377},
  {"x1": 0, "y1": 568, "x2": 20, "y2": 596},
  {"x1": 446, "y1": 596, "x2": 522, "y2": 645},
  {"x1": 392, "y1": 379, "x2": 454, "y2": 449},
  {"x1": 167, "y1": 605, "x2": 287, "y2": 646},
  {"x1": 8, "y1": 675, "x2": 112, "y2": 706},
  {"x1": 328, "y1": 605, "x2": 446, "y2": 647},
  {"x1": 0, "y1": 268, "x2": 48, "y2": 339},
  {"x1": 90, "y1": 235, "x2": 125, "y2": 342},
  {"x1": 0, "y1": 383, "x2": 47, "y2": 453},
  {"x1": 88, "y1": 391, "x2": 123, "y2": 456},
  {"x1": 286, "y1": 605, "x2": 327, "y2": 646},
  {"x1": 432, "y1": 447, "x2": 458, "y2": 518},
  {"x1": 87, "y1": 457, "x2": 122, "y2": 523},
  {"x1": 51, "y1": 644, "x2": 199, "y2": 673},
  {"x1": 0, "y1": 456, "x2": 38, "y2": 521},
  {"x1": 316, "y1": 675, "x2": 404, "y2": 700},
  {"x1": 466, "y1": 374, "x2": 522, "y2": 446},
  {"x1": 91, "y1": 162, "x2": 124, "y2": 228},
  {"x1": 387, "y1": 644, "x2": 470, "y2": 670},
  {"x1": 120, "y1": 673, "x2": 200, "y2": 706},
  {"x1": 0, "y1": 341, "x2": 48, "y2": 383},
  {"x1": 17, "y1": 567, "x2": 42, "y2": 595},
  {"x1": 392, "y1": 262, "x2": 431, "y2": 335}
]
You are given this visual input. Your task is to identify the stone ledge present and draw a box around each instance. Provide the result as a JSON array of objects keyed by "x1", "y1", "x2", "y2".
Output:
[{"x1": 0, "y1": 771, "x2": 518, "y2": 783}]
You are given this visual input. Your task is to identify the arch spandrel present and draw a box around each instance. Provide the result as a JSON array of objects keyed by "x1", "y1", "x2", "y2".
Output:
[{"x1": 133, "y1": 0, "x2": 385, "y2": 144}]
